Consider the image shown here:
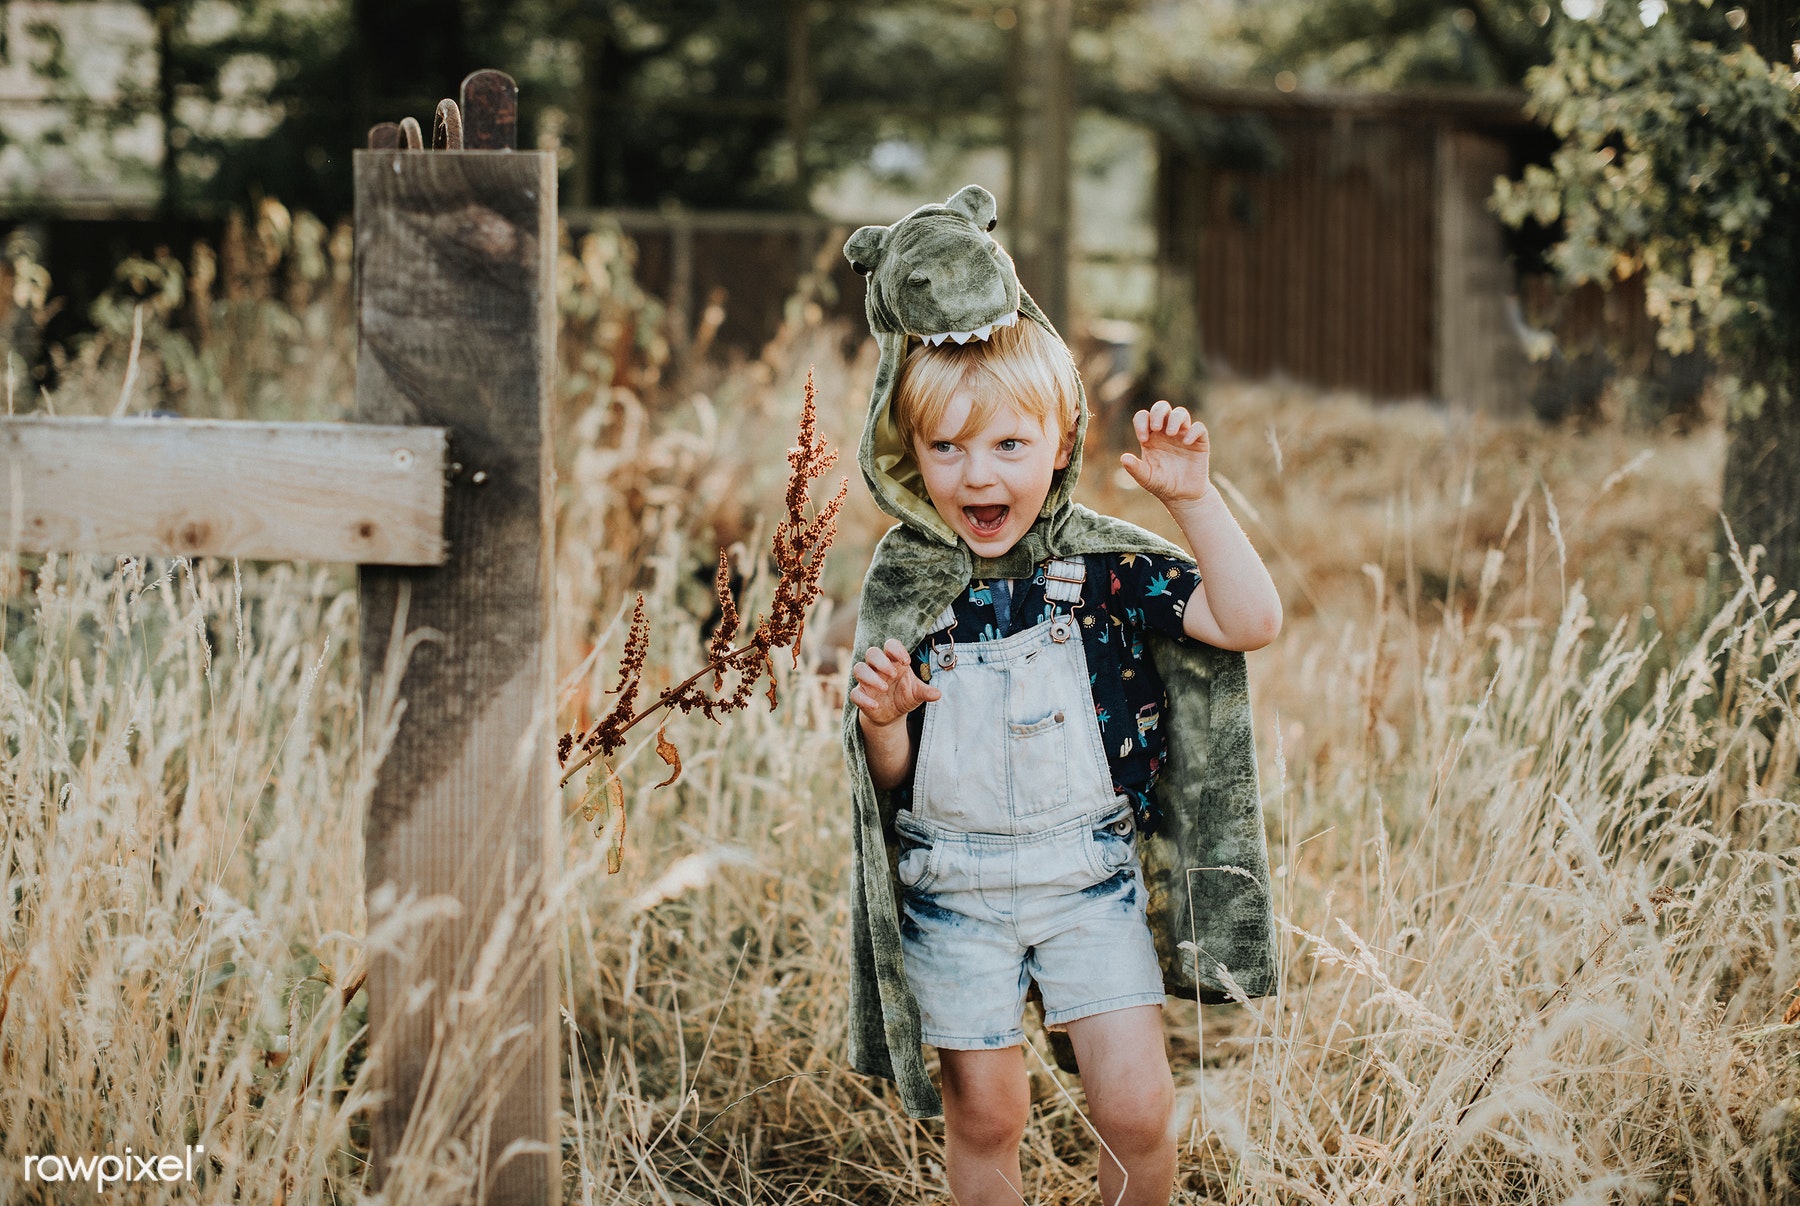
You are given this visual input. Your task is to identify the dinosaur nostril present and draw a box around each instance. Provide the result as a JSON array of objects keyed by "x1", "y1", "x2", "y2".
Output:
[{"x1": 908, "y1": 270, "x2": 929, "y2": 286}]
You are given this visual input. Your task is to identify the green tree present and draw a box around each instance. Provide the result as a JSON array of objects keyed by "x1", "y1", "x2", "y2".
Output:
[
  {"x1": 1229, "y1": 0, "x2": 1557, "y2": 89},
  {"x1": 184, "y1": 0, "x2": 542, "y2": 216},
  {"x1": 1493, "y1": 0, "x2": 1800, "y2": 593},
  {"x1": 16, "y1": 1, "x2": 1181, "y2": 218},
  {"x1": 540, "y1": 0, "x2": 1019, "y2": 211},
  {"x1": 509, "y1": 0, "x2": 1182, "y2": 212}
]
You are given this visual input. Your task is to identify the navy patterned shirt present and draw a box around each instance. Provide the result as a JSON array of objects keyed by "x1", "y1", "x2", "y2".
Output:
[{"x1": 901, "y1": 551, "x2": 1205, "y2": 834}]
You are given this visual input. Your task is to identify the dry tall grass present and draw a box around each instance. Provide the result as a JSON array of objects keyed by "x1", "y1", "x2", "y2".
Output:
[{"x1": 1, "y1": 214, "x2": 1796, "y2": 1204}]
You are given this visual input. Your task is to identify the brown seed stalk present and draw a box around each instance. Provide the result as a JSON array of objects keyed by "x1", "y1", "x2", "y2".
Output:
[{"x1": 558, "y1": 369, "x2": 846, "y2": 795}]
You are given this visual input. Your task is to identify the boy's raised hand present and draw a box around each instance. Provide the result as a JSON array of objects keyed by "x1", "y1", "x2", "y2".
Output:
[
  {"x1": 1119, "y1": 400, "x2": 1213, "y2": 506},
  {"x1": 849, "y1": 638, "x2": 941, "y2": 728}
]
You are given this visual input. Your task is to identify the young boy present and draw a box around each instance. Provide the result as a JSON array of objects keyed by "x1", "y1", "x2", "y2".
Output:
[{"x1": 840, "y1": 186, "x2": 1281, "y2": 1206}]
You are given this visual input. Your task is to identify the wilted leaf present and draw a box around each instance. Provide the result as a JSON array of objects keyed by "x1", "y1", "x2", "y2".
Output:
[
  {"x1": 592, "y1": 763, "x2": 627, "y2": 874},
  {"x1": 580, "y1": 761, "x2": 628, "y2": 873},
  {"x1": 578, "y1": 761, "x2": 619, "y2": 822},
  {"x1": 655, "y1": 722, "x2": 682, "y2": 788}
]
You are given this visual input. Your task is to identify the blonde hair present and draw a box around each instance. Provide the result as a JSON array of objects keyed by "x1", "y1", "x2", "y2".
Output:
[{"x1": 892, "y1": 318, "x2": 1082, "y2": 455}]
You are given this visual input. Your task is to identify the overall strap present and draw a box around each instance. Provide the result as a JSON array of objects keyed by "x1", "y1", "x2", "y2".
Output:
[
  {"x1": 925, "y1": 557, "x2": 1087, "y2": 664},
  {"x1": 1043, "y1": 557, "x2": 1087, "y2": 607},
  {"x1": 926, "y1": 598, "x2": 959, "y2": 669}
]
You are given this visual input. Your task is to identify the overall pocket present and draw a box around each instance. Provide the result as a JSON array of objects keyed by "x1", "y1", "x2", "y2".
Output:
[
  {"x1": 1007, "y1": 708, "x2": 1071, "y2": 811},
  {"x1": 893, "y1": 813, "x2": 939, "y2": 891},
  {"x1": 1084, "y1": 808, "x2": 1139, "y2": 882}
]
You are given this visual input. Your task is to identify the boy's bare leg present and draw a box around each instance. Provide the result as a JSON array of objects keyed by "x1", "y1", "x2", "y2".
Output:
[
  {"x1": 1064, "y1": 1005, "x2": 1176, "y2": 1206},
  {"x1": 938, "y1": 1046, "x2": 1030, "y2": 1206}
]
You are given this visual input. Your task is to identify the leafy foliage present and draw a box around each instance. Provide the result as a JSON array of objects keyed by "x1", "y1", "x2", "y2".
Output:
[
  {"x1": 1231, "y1": 0, "x2": 1556, "y2": 89},
  {"x1": 1493, "y1": 1, "x2": 1800, "y2": 389},
  {"x1": 13, "y1": 0, "x2": 1186, "y2": 216}
]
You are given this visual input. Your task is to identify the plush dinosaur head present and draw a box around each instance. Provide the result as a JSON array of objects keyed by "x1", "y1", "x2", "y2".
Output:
[
  {"x1": 847, "y1": 184, "x2": 1088, "y2": 550},
  {"x1": 844, "y1": 184, "x2": 1023, "y2": 346}
]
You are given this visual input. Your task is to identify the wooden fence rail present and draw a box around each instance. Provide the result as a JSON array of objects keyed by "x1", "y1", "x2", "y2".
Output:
[{"x1": 1, "y1": 417, "x2": 446, "y2": 564}]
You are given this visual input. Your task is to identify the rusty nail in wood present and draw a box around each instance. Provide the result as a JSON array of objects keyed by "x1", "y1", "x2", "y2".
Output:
[
  {"x1": 433, "y1": 99, "x2": 463, "y2": 151},
  {"x1": 367, "y1": 122, "x2": 401, "y2": 149},
  {"x1": 398, "y1": 116, "x2": 424, "y2": 150},
  {"x1": 459, "y1": 69, "x2": 518, "y2": 150}
]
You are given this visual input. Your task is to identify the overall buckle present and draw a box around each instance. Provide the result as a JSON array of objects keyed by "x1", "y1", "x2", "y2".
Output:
[
  {"x1": 1042, "y1": 557, "x2": 1086, "y2": 643},
  {"x1": 928, "y1": 602, "x2": 958, "y2": 670}
]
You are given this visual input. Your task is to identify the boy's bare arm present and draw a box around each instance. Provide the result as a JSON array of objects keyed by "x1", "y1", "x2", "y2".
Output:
[
  {"x1": 850, "y1": 638, "x2": 941, "y2": 791},
  {"x1": 1166, "y1": 489, "x2": 1281, "y2": 650},
  {"x1": 1120, "y1": 400, "x2": 1283, "y2": 651}
]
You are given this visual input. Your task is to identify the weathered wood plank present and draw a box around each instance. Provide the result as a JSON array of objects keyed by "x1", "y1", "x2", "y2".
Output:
[
  {"x1": 354, "y1": 146, "x2": 558, "y2": 1205},
  {"x1": 0, "y1": 416, "x2": 447, "y2": 564}
]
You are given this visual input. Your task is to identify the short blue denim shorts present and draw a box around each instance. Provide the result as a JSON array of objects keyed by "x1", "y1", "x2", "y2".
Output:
[{"x1": 895, "y1": 800, "x2": 1167, "y2": 1048}]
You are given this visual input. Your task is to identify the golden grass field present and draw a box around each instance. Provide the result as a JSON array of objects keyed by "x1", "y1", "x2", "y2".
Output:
[{"x1": 2, "y1": 207, "x2": 1797, "y2": 1203}]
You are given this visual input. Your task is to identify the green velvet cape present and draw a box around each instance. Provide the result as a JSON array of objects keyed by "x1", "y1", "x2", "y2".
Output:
[{"x1": 840, "y1": 186, "x2": 1278, "y2": 1119}]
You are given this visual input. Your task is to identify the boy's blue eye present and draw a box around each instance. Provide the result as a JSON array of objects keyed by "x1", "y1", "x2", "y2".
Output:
[{"x1": 998, "y1": 439, "x2": 1020, "y2": 451}]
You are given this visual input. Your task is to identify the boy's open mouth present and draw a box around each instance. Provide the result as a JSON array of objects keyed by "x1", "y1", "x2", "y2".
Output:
[{"x1": 964, "y1": 505, "x2": 1009, "y2": 536}]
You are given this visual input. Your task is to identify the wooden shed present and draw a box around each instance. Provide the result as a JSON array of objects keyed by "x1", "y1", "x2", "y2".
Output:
[{"x1": 1156, "y1": 84, "x2": 1593, "y2": 413}]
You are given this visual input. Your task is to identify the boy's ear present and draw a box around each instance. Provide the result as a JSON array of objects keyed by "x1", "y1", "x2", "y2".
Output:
[
  {"x1": 844, "y1": 225, "x2": 889, "y2": 276},
  {"x1": 945, "y1": 184, "x2": 998, "y2": 232},
  {"x1": 1054, "y1": 425, "x2": 1076, "y2": 469}
]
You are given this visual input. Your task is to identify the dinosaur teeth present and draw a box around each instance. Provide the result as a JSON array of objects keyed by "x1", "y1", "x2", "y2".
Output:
[{"x1": 920, "y1": 313, "x2": 1018, "y2": 346}]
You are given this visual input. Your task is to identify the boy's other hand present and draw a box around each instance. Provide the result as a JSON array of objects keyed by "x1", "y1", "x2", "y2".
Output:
[
  {"x1": 850, "y1": 639, "x2": 942, "y2": 728},
  {"x1": 1120, "y1": 400, "x2": 1213, "y2": 506}
]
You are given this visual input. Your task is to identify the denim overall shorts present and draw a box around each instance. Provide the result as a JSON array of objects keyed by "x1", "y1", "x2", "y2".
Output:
[{"x1": 895, "y1": 558, "x2": 1167, "y2": 1049}]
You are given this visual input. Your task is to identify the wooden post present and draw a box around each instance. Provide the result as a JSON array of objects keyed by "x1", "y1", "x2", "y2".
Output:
[{"x1": 353, "y1": 72, "x2": 559, "y2": 1204}]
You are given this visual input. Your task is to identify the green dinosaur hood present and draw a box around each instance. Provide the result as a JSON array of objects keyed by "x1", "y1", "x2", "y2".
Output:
[{"x1": 844, "y1": 183, "x2": 1088, "y2": 548}]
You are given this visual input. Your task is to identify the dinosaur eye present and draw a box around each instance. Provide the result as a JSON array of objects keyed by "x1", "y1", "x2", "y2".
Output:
[
  {"x1": 908, "y1": 270, "x2": 930, "y2": 286},
  {"x1": 986, "y1": 218, "x2": 997, "y2": 232},
  {"x1": 851, "y1": 260, "x2": 871, "y2": 276}
]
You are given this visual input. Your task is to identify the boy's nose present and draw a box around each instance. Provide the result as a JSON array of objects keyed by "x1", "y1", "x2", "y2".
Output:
[{"x1": 961, "y1": 454, "x2": 999, "y2": 487}]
